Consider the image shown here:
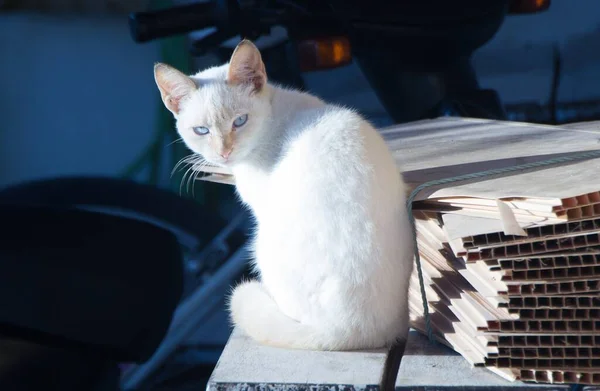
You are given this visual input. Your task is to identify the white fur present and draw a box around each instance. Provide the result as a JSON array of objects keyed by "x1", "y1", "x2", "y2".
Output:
[{"x1": 159, "y1": 50, "x2": 414, "y2": 351}]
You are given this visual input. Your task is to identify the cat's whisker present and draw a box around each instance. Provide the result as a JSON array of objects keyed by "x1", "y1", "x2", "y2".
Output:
[
  {"x1": 172, "y1": 154, "x2": 199, "y2": 177},
  {"x1": 185, "y1": 159, "x2": 202, "y2": 194},
  {"x1": 190, "y1": 156, "x2": 212, "y2": 170},
  {"x1": 191, "y1": 168, "x2": 204, "y2": 197},
  {"x1": 186, "y1": 167, "x2": 194, "y2": 194},
  {"x1": 190, "y1": 159, "x2": 203, "y2": 170},
  {"x1": 179, "y1": 164, "x2": 196, "y2": 196},
  {"x1": 171, "y1": 161, "x2": 187, "y2": 177},
  {"x1": 166, "y1": 137, "x2": 185, "y2": 148},
  {"x1": 193, "y1": 160, "x2": 211, "y2": 173},
  {"x1": 189, "y1": 169, "x2": 200, "y2": 195},
  {"x1": 178, "y1": 168, "x2": 188, "y2": 196},
  {"x1": 172, "y1": 155, "x2": 191, "y2": 171}
]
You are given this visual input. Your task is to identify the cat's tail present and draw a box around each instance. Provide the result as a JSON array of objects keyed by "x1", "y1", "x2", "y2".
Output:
[{"x1": 228, "y1": 280, "x2": 339, "y2": 350}]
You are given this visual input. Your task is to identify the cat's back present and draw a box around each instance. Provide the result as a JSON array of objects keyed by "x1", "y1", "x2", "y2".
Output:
[
  {"x1": 278, "y1": 103, "x2": 393, "y2": 182},
  {"x1": 281, "y1": 104, "x2": 366, "y2": 164},
  {"x1": 272, "y1": 87, "x2": 366, "y2": 155},
  {"x1": 268, "y1": 102, "x2": 402, "y2": 222}
]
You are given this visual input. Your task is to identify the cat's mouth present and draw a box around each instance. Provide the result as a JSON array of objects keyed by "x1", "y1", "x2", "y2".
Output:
[{"x1": 213, "y1": 155, "x2": 235, "y2": 167}]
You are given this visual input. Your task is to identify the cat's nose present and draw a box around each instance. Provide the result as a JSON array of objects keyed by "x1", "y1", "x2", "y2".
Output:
[{"x1": 220, "y1": 149, "x2": 232, "y2": 159}]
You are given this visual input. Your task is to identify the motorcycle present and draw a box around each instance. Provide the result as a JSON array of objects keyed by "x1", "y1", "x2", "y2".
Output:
[{"x1": 129, "y1": 0, "x2": 551, "y2": 123}]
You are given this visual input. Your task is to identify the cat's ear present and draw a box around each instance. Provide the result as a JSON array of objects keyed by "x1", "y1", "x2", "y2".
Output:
[
  {"x1": 154, "y1": 63, "x2": 197, "y2": 115},
  {"x1": 227, "y1": 40, "x2": 267, "y2": 92}
]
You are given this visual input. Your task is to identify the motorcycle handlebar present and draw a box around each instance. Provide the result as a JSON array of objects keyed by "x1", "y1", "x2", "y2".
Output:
[{"x1": 129, "y1": 2, "x2": 217, "y2": 43}]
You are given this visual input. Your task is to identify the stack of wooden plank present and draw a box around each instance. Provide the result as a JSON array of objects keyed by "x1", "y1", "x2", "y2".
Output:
[
  {"x1": 393, "y1": 119, "x2": 600, "y2": 385},
  {"x1": 409, "y1": 210, "x2": 600, "y2": 385},
  {"x1": 196, "y1": 117, "x2": 600, "y2": 385}
]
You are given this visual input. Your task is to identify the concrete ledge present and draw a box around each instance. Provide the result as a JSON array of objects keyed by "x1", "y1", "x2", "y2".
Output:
[
  {"x1": 207, "y1": 328, "x2": 392, "y2": 391},
  {"x1": 207, "y1": 328, "x2": 576, "y2": 391},
  {"x1": 396, "y1": 331, "x2": 570, "y2": 390}
]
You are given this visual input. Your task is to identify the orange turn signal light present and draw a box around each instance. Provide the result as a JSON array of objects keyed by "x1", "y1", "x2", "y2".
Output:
[
  {"x1": 508, "y1": 0, "x2": 551, "y2": 14},
  {"x1": 297, "y1": 37, "x2": 352, "y2": 72}
]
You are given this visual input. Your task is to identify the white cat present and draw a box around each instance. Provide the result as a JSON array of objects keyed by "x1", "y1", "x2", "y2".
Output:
[{"x1": 154, "y1": 40, "x2": 414, "y2": 351}]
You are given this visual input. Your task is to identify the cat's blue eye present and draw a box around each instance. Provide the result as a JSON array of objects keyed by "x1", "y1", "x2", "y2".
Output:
[
  {"x1": 193, "y1": 126, "x2": 209, "y2": 136},
  {"x1": 233, "y1": 114, "x2": 248, "y2": 128}
]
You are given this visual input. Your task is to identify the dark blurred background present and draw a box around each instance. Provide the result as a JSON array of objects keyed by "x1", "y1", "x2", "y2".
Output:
[{"x1": 1, "y1": 1, "x2": 600, "y2": 390}]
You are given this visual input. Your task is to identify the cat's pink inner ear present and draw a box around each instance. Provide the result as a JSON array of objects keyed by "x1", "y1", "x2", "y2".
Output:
[
  {"x1": 227, "y1": 40, "x2": 267, "y2": 92},
  {"x1": 154, "y1": 63, "x2": 197, "y2": 115}
]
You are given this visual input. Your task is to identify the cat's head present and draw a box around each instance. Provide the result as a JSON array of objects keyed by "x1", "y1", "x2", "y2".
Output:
[{"x1": 154, "y1": 40, "x2": 271, "y2": 167}]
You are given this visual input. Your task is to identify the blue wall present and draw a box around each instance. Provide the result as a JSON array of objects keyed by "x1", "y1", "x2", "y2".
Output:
[{"x1": 0, "y1": 13, "x2": 161, "y2": 187}]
